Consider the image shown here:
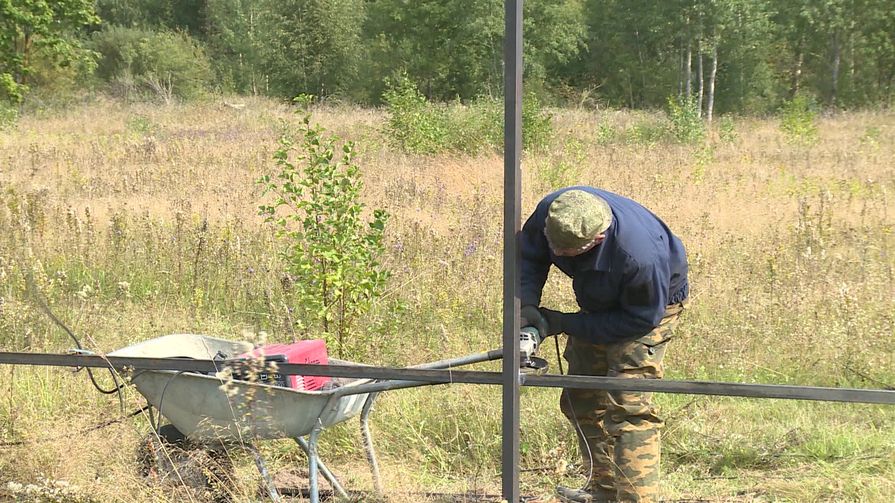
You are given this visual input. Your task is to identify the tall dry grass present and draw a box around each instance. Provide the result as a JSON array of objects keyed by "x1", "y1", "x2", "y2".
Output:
[{"x1": 0, "y1": 97, "x2": 892, "y2": 502}]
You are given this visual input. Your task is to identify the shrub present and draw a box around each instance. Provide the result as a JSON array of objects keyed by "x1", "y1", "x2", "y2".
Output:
[
  {"x1": 443, "y1": 99, "x2": 500, "y2": 155},
  {"x1": 1, "y1": 73, "x2": 26, "y2": 104},
  {"x1": 860, "y1": 126, "x2": 881, "y2": 150},
  {"x1": 667, "y1": 95, "x2": 705, "y2": 144},
  {"x1": 258, "y1": 96, "x2": 390, "y2": 357},
  {"x1": 719, "y1": 115, "x2": 738, "y2": 143},
  {"x1": 382, "y1": 74, "x2": 449, "y2": 154},
  {"x1": 596, "y1": 122, "x2": 617, "y2": 144},
  {"x1": 779, "y1": 94, "x2": 819, "y2": 145},
  {"x1": 522, "y1": 93, "x2": 554, "y2": 152},
  {"x1": 539, "y1": 138, "x2": 585, "y2": 189},
  {"x1": 383, "y1": 76, "x2": 554, "y2": 155},
  {"x1": 0, "y1": 101, "x2": 17, "y2": 129},
  {"x1": 91, "y1": 26, "x2": 213, "y2": 102},
  {"x1": 626, "y1": 120, "x2": 666, "y2": 146}
]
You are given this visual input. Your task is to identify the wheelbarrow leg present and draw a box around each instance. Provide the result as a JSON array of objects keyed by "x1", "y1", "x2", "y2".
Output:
[
  {"x1": 247, "y1": 443, "x2": 282, "y2": 503},
  {"x1": 361, "y1": 392, "x2": 384, "y2": 496},
  {"x1": 294, "y1": 436, "x2": 348, "y2": 499},
  {"x1": 308, "y1": 421, "x2": 323, "y2": 503}
]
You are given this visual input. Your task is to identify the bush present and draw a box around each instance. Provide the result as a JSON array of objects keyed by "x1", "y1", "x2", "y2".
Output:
[
  {"x1": 667, "y1": 96, "x2": 705, "y2": 144},
  {"x1": 539, "y1": 138, "x2": 585, "y2": 190},
  {"x1": 382, "y1": 75, "x2": 450, "y2": 154},
  {"x1": 779, "y1": 94, "x2": 819, "y2": 145},
  {"x1": 626, "y1": 120, "x2": 667, "y2": 146},
  {"x1": 719, "y1": 115, "x2": 738, "y2": 143},
  {"x1": 91, "y1": 26, "x2": 213, "y2": 102},
  {"x1": 443, "y1": 99, "x2": 501, "y2": 155},
  {"x1": 445, "y1": 94, "x2": 553, "y2": 154},
  {"x1": 0, "y1": 102, "x2": 17, "y2": 129},
  {"x1": 596, "y1": 122, "x2": 617, "y2": 144},
  {"x1": 522, "y1": 93, "x2": 554, "y2": 152},
  {"x1": 383, "y1": 76, "x2": 553, "y2": 155},
  {"x1": 1, "y1": 72, "x2": 26, "y2": 104}
]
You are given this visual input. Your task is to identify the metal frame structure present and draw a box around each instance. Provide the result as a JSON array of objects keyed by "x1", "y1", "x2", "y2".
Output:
[
  {"x1": 502, "y1": 0, "x2": 523, "y2": 501},
  {"x1": 3, "y1": 353, "x2": 894, "y2": 405},
  {"x1": 3, "y1": 350, "x2": 893, "y2": 503},
  {"x1": 5, "y1": 2, "x2": 895, "y2": 501}
]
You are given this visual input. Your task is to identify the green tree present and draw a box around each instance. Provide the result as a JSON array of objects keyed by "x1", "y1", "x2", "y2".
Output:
[
  {"x1": 858, "y1": 0, "x2": 895, "y2": 104},
  {"x1": 574, "y1": 0, "x2": 681, "y2": 108},
  {"x1": 49, "y1": 0, "x2": 895, "y2": 109},
  {"x1": 258, "y1": 97, "x2": 389, "y2": 356},
  {"x1": 259, "y1": 0, "x2": 365, "y2": 99},
  {"x1": 523, "y1": 0, "x2": 588, "y2": 94},
  {"x1": 95, "y1": 0, "x2": 209, "y2": 36},
  {"x1": 695, "y1": 0, "x2": 776, "y2": 119},
  {"x1": 769, "y1": 0, "x2": 895, "y2": 108},
  {"x1": 95, "y1": 0, "x2": 163, "y2": 28},
  {"x1": 205, "y1": 0, "x2": 264, "y2": 94},
  {"x1": 364, "y1": 0, "x2": 501, "y2": 101},
  {"x1": 815, "y1": 0, "x2": 895, "y2": 107},
  {"x1": 571, "y1": 0, "x2": 779, "y2": 113},
  {"x1": 709, "y1": 0, "x2": 778, "y2": 114},
  {"x1": 365, "y1": 0, "x2": 586, "y2": 102},
  {"x1": 0, "y1": 0, "x2": 99, "y2": 102}
]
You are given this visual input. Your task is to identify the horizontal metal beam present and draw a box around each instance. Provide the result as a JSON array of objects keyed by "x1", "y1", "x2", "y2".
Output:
[{"x1": 1, "y1": 351, "x2": 893, "y2": 405}]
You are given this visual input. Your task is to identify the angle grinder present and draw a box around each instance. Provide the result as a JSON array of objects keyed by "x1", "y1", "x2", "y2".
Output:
[{"x1": 519, "y1": 326, "x2": 548, "y2": 375}]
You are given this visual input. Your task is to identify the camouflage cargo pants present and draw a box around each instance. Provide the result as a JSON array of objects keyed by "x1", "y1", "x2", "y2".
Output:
[{"x1": 560, "y1": 301, "x2": 687, "y2": 503}]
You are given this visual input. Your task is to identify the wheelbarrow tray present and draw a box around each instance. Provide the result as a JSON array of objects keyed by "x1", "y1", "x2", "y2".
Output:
[{"x1": 110, "y1": 334, "x2": 371, "y2": 444}]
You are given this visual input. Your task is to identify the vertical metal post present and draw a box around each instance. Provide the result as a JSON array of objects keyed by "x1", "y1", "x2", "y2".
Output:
[{"x1": 502, "y1": 0, "x2": 523, "y2": 501}]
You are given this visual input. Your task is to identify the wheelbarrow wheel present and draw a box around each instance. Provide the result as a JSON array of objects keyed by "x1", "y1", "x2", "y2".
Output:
[
  {"x1": 156, "y1": 424, "x2": 187, "y2": 444},
  {"x1": 137, "y1": 424, "x2": 236, "y2": 502}
]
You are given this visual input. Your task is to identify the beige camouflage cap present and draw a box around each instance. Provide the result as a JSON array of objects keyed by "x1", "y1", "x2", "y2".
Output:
[{"x1": 544, "y1": 190, "x2": 612, "y2": 251}]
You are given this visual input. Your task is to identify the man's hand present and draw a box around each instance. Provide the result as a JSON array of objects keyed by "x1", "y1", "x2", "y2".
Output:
[
  {"x1": 538, "y1": 308, "x2": 565, "y2": 336},
  {"x1": 520, "y1": 305, "x2": 548, "y2": 337}
]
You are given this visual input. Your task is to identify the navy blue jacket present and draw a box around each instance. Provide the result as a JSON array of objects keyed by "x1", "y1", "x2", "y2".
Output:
[{"x1": 521, "y1": 186, "x2": 689, "y2": 344}]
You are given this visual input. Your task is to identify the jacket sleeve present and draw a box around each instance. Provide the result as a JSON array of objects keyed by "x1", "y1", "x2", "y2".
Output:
[
  {"x1": 560, "y1": 255, "x2": 670, "y2": 343},
  {"x1": 520, "y1": 211, "x2": 551, "y2": 308}
]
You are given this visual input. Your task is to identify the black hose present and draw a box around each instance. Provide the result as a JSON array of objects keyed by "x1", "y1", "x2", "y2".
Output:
[{"x1": 156, "y1": 371, "x2": 186, "y2": 435}]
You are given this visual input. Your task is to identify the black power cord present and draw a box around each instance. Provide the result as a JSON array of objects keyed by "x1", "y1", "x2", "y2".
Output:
[
  {"x1": 553, "y1": 335, "x2": 595, "y2": 493},
  {"x1": 24, "y1": 270, "x2": 126, "y2": 413}
]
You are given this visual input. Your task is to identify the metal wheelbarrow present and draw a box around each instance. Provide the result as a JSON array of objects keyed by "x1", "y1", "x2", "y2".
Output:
[{"x1": 110, "y1": 333, "x2": 502, "y2": 502}]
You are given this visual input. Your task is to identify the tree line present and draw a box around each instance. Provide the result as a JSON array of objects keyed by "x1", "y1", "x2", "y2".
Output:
[{"x1": 2, "y1": 0, "x2": 893, "y2": 113}]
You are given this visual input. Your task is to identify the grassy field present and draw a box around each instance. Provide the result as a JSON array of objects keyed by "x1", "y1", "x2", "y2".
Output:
[{"x1": 0, "y1": 97, "x2": 893, "y2": 502}]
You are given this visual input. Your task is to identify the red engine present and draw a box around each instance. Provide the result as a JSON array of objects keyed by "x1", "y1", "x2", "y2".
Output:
[{"x1": 238, "y1": 340, "x2": 330, "y2": 390}]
